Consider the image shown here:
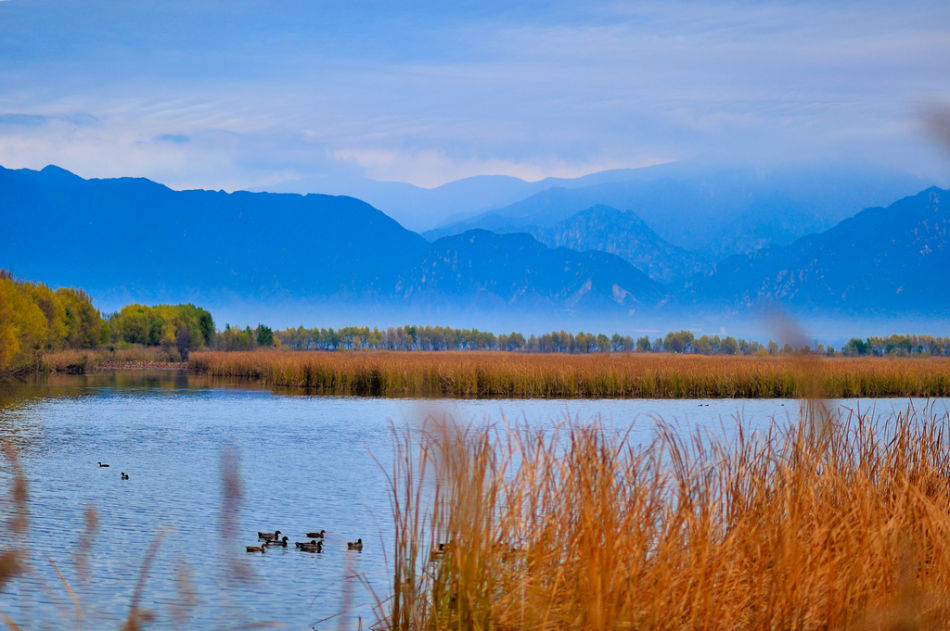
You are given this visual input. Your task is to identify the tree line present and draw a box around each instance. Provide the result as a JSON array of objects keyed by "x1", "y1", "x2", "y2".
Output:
[
  {"x1": 4, "y1": 271, "x2": 949, "y2": 375},
  {"x1": 0, "y1": 272, "x2": 222, "y2": 373},
  {"x1": 273, "y1": 326, "x2": 950, "y2": 357},
  {"x1": 841, "y1": 335, "x2": 950, "y2": 357},
  {"x1": 108, "y1": 305, "x2": 276, "y2": 355},
  {"x1": 0, "y1": 271, "x2": 109, "y2": 372},
  {"x1": 274, "y1": 325, "x2": 813, "y2": 355},
  {"x1": 107, "y1": 303, "x2": 215, "y2": 360}
]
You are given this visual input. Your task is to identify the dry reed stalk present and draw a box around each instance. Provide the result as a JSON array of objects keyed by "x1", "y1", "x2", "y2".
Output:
[
  {"x1": 0, "y1": 442, "x2": 26, "y2": 592},
  {"x1": 384, "y1": 401, "x2": 950, "y2": 630},
  {"x1": 190, "y1": 351, "x2": 950, "y2": 399}
]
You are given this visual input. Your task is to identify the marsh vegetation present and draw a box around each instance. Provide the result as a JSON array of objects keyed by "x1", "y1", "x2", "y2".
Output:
[
  {"x1": 191, "y1": 350, "x2": 950, "y2": 398},
  {"x1": 385, "y1": 402, "x2": 950, "y2": 630}
]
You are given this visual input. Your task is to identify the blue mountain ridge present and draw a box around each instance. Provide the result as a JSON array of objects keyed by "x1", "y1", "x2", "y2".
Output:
[
  {"x1": 2, "y1": 164, "x2": 947, "y2": 324},
  {"x1": 424, "y1": 164, "x2": 932, "y2": 258},
  {"x1": 679, "y1": 186, "x2": 950, "y2": 315},
  {"x1": 0, "y1": 165, "x2": 659, "y2": 317}
]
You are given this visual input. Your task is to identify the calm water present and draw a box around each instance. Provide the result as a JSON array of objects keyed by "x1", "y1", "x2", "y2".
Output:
[{"x1": 0, "y1": 371, "x2": 945, "y2": 630}]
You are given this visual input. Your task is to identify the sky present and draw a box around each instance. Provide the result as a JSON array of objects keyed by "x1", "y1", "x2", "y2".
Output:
[{"x1": 1, "y1": 0, "x2": 949, "y2": 197}]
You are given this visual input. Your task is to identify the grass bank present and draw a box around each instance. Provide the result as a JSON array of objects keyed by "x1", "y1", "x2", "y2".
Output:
[
  {"x1": 189, "y1": 350, "x2": 950, "y2": 398},
  {"x1": 384, "y1": 403, "x2": 950, "y2": 629}
]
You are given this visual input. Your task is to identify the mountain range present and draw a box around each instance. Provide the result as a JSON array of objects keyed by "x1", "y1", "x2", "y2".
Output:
[
  {"x1": 526, "y1": 204, "x2": 711, "y2": 282},
  {"x1": 423, "y1": 163, "x2": 931, "y2": 257},
  {"x1": 679, "y1": 186, "x2": 950, "y2": 315},
  {"x1": 1, "y1": 163, "x2": 947, "y2": 333}
]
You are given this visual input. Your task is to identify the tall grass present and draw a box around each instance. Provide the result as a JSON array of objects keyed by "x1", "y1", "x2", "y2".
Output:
[
  {"x1": 384, "y1": 403, "x2": 950, "y2": 630},
  {"x1": 190, "y1": 350, "x2": 950, "y2": 398}
]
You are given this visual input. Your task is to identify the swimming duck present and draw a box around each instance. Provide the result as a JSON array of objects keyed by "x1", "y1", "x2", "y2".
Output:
[
  {"x1": 246, "y1": 544, "x2": 266, "y2": 553},
  {"x1": 306, "y1": 530, "x2": 326, "y2": 539},
  {"x1": 296, "y1": 539, "x2": 323, "y2": 552},
  {"x1": 98, "y1": 462, "x2": 110, "y2": 467},
  {"x1": 258, "y1": 529, "x2": 282, "y2": 541},
  {"x1": 264, "y1": 536, "x2": 289, "y2": 547},
  {"x1": 347, "y1": 538, "x2": 363, "y2": 551},
  {"x1": 120, "y1": 472, "x2": 129, "y2": 480}
]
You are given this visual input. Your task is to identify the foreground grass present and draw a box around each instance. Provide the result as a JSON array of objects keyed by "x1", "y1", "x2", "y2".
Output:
[
  {"x1": 190, "y1": 350, "x2": 950, "y2": 398},
  {"x1": 384, "y1": 403, "x2": 950, "y2": 630}
]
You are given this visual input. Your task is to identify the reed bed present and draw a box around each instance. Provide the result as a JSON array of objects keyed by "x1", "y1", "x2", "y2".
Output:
[
  {"x1": 40, "y1": 347, "x2": 181, "y2": 373},
  {"x1": 189, "y1": 350, "x2": 950, "y2": 398},
  {"x1": 383, "y1": 403, "x2": 950, "y2": 630}
]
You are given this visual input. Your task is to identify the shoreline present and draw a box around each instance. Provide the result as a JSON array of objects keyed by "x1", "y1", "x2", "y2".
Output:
[{"x1": 93, "y1": 361, "x2": 189, "y2": 371}]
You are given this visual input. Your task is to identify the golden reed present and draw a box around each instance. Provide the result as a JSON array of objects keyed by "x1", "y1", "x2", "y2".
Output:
[
  {"x1": 384, "y1": 403, "x2": 950, "y2": 630},
  {"x1": 190, "y1": 350, "x2": 950, "y2": 398}
]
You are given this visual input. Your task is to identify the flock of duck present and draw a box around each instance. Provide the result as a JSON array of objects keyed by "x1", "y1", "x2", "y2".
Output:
[
  {"x1": 98, "y1": 462, "x2": 363, "y2": 556},
  {"x1": 248, "y1": 529, "x2": 363, "y2": 554}
]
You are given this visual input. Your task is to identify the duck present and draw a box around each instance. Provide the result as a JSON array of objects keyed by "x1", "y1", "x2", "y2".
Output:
[
  {"x1": 264, "y1": 536, "x2": 289, "y2": 547},
  {"x1": 296, "y1": 539, "x2": 324, "y2": 552},
  {"x1": 258, "y1": 529, "x2": 282, "y2": 541},
  {"x1": 347, "y1": 538, "x2": 363, "y2": 551},
  {"x1": 98, "y1": 462, "x2": 110, "y2": 467},
  {"x1": 120, "y1": 472, "x2": 129, "y2": 480},
  {"x1": 246, "y1": 544, "x2": 266, "y2": 553},
  {"x1": 305, "y1": 529, "x2": 326, "y2": 539}
]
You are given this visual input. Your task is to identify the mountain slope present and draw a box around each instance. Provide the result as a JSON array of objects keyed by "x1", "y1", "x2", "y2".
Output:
[
  {"x1": 425, "y1": 164, "x2": 933, "y2": 257},
  {"x1": 681, "y1": 187, "x2": 950, "y2": 314},
  {"x1": 528, "y1": 205, "x2": 711, "y2": 282},
  {"x1": 396, "y1": 230, "x2": 663, "y2": 313},
  {"x1": 0, "y1": 165, "x2": 666, "y2": 323},
  {"x1": 1, "y1": 164, "x2": 430, "y2": 305}
]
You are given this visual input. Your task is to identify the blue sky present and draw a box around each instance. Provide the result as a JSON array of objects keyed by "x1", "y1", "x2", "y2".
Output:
[{"x1": 1, "y1": 0, "x2": 948, "y2": 194}]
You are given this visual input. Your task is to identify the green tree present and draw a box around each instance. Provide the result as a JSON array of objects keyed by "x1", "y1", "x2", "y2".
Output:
[{"x1": 256, "y1": 324, "x2": 274, "y2": 346}]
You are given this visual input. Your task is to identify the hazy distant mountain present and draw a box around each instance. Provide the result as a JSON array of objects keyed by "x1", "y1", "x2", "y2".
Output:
[
  {"x1": 396, "y1": 230, "x2": 663, "y2": 313},
  {"x1": 3, "y1": 164, "x2": 947, "y2": 330},
  {"x1": 681, "y1": 187, "x2": 950, "y2": 314},
  {"x1": 0, "y1": 165, "x2": 663, "y2": 321},
  {"x1": 425, "y1": 164, "x2": 934, "y2": 258},
  {"x1": 269, "y1": 163, "x2": 686, "y2": 232},
  {"x1": 527, "y1": 205, "x2": 711, "y2": 282},
  {"x1": 1, "y1": 164, "x2": 429, "y2": 306}
]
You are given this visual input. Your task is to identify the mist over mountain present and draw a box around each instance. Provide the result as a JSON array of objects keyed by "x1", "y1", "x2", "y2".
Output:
[{"x1": 425, "y1": 164, "x2": 934, "y2": 258}]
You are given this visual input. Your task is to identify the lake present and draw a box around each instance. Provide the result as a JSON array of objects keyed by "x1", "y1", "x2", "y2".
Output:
[{"x1": 0, "y1": 371, "x2": 945, "y2": 630}]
